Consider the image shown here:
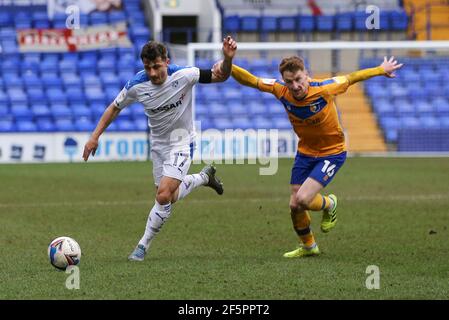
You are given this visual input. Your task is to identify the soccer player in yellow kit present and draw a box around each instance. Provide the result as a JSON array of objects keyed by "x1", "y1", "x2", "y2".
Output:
[{"x1": 230, "y1": 56, "x2": 403, "y2": 258}]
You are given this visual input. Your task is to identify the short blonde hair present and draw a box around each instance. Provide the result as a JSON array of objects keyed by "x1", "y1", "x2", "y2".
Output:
[{"x1": 279, "y1": 56, "x2": 305, "y2": 75}]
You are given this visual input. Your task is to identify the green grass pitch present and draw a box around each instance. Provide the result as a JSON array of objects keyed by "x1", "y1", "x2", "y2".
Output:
[{"x1": 1, "y1": 157, "x2": 448, "y2": 299}]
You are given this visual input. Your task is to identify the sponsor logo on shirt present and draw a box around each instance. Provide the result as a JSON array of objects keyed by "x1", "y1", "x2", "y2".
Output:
[{"x1": 151, "y1": 93, "x2": 186, "y2": 113}]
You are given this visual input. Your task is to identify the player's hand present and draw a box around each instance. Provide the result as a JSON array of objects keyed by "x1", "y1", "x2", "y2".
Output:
[
  {"x1": 212, "y1": 60, "x2": 226, "y2": 79},
  {"x1": 222, "y1": 35, "x2": 237, "y2": 60},
  {"x1": 380, "y1": 56, "x2": 403, "y2": 78},
  {"x1": 83, "y1": 137, "x2": 98, "y2": 161}
]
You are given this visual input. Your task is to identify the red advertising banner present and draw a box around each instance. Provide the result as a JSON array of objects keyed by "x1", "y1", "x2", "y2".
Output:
[{"x1": 17, "y1": 22, "x2": 132, "y2": 52}]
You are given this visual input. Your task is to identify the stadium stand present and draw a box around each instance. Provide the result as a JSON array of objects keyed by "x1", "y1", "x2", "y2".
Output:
[
  {"x1": 219, "y1": 0, "x2": 409, "y2": 40},
  {"x1": 364, "y1": 56, "x2": 449, "y2": 150},
  {"x1": 0, "y1": 0, "x2": 151, "y2": 133},
  {"x1": 1, "y1": 0, "x2": 448, "y2": 153}
]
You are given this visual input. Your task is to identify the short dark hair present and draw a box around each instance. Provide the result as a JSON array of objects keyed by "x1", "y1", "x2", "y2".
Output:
[
  {"x1": 279, "y1": 56, "x2": 306, "y2": 75},
  {"x1": 140, "y1": 41, "x2": 168, "y2": 61}
]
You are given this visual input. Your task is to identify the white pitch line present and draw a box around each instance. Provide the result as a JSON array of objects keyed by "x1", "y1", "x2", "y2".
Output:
[{"x1": 0, "y1": 194, "x2": 447, "y2": 209}]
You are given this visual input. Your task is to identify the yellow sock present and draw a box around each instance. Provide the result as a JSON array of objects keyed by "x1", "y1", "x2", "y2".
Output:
[
  {"x1": 308, "y1": 194, "x2": 332, "y2": 211},
  {"x1": 291, "y1": 210, "x2": 316, "y2": 248}
]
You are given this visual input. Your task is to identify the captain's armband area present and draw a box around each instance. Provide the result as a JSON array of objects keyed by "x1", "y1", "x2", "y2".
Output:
[{"x1": 199, "y1": 69, "x2": 213, "y2": 83}]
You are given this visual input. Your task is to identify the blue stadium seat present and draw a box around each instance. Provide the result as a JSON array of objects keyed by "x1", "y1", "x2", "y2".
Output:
[
  {"x1": 54, "y1": 118, "x2": 75, "y2": 131},
  {"x1": 0, "y1": 91, "x2": 9, "y2": 107},
  {"x1": 85, "y1": 88, "x2": 107, "y2": 105},
  {"x1": 195, "y1": 103, "x2": 208, "y2": 116},
  {"x1": 65, "y1": 86, "x2": 86, "y2": 102},
  {"x1": 134, "y1": 118, "x2": 148, "y2": 131},
  {"x1": 74, "y1": 117, "x2": 95, "y2": 132},
  {"x1": 0, "y1": 118, "x2": 16, "y2": 132},
  {"x1": 0, "y1": 12, "x2": 13, "y2": 27},
  {"x1": 130, "y1": 25, "x2": 151, "y2": 41},
  {"x1": 62, "y1": 74, "x2": 82, "y2": 89},
  {"x1": 335, "y1": 12, "x2": 353, "y2": 31},
  {"x1": 254, "y1": 116, "x2": 272, "y2": 129},
  {"x1": 36, "y1": 118, "x2": 56, "y2": 132},
  {"x1": 434, "y1": 98, "x2": 449, "y2": 115},
  {"x1": 1, "y1": 59, "x2": 20, "y2": 74},
  {"x1": 420, "y1": 116, "x2": 440, "y2": 129},
  {"x1": 210, "y1": 103, "x2": 228, "y2": 116},
  {"x1": 116, "y1": 119, "x2": 136, "y2": 131},
  {"x1": 380, "y1": 117, "x2": 400, "y2": 130},
  {"x1": 379, "y1": 11, "x2": 391, "y2": 30},
  {"x1": 78, "y1": 58, "x2": 97, "y2": 73},
  {"x1": 278, "y1": 16, "x2": 296, "y2": 32},
  {"x1": 17, "y1": 120, "x2": 37, "y2": 132},
  {"x1": 20, "y1": 60, "x2": 41, "y2": 75},
  {"x1": 440, "y1": 116, "x2": 449, "y2": 129},
  {"x1": 109, "y1": 11, "x2": 127, "y2": 24},
  {"x1": 374, "y1": 99, "x2": 395, "y2": 117},
  {"x1": 232, "y1": 117, "x2": 252, "y2": 130},
  {"x1": 91, "y1": 103, "x2": 107, "y2": 119},
  {"x1": 228, "y1": 103, "x2": 247, "y2": 116},
  {"x1": 223, "y1": 15, "x2": 240, "y2": 33},
  {"x1": 223, "y1": 87, "x2": 241, "y2": 100},
  {"x1": 42, "y1": 76, "x2": 63, "y2": 90},
  {"x1": 72, "y1": 105, "x2": 92, "y2": 118},
  {"x1": 213, "y1": 117, "x2": 233, "y2": 130},
  {"x1": 105, "y1": 87, "x2": 120, "y2": 102},
  {"x1": 31, "y1": 103, "x2": 51, "y2": 119},
  {"x1": 396, "y1": 100, "x2": 415, "y2": 116},
  {"x1": 59, "y1": 60, "x2": 78, "y2": 74},
  {"x1": 50, "y1": 103, "x2": 72, "y2": 118},
  {"x1": 22, "y1": 53, "x2": 42, "y2": 64},
  {"x1": 354, "y1": 11, "x2": 368, "y2": 31},
  {"x1": 316, "y1": 15, "x2": 334, "y2": 32},
  {"x1": 401, "y1": 116, "x2": 420, "y2": 129},
  {"x1": 248, "y1": 101, "x2": 268, "y2": 116},
  {"x1": 129, "y1": 103, "x2": 145, "y2": 119},
  {"x1": 1, "y1": 40, "x2": 18, "y2": 54},
  {"x1": 272, "y1": 116, "x2": 291, "y2": 130},
  {"x1": 34, "y1": 20, "x2": 50, "y2": 28},
  {"x1": 8, "y1": 89, "x2": 28, "y2": 105},
  {"x1": 267, "y1": 102, "x2": 284, "y2": 116},
  {"x1": 89, "y1": 12, "x2": 109, "y2": 25},
  {"x1": 415, "y1": 101, "x2": 433, "y2": 115},
  {"x1": 260, "y1": 16, "x2": 277, "y2": 33},
  {"x1": 82, "y1": 74, "x2": 102, "y2": 89},
  {"x1": 117, "y1": 106, "x2": 132, "y2": 120},
  {"x1": 39, "y1": 58, "x2": 60, "y2": 73},
  {"x1": 240, "y1": 16, "x2": 259, "y2": 32},
  {"x1": 297, "y1": 15, "x2": 314, "y2": 32},
  {"x1": 0, "y1": 104, "x2": 9, "y2": 116},
  {"x1": 390, "y1": 10, "x2": 408, "y2": 31},
  {"x1": 0, "y1": 28, "x2": 17, "y2": 41},
  {"x1": 5, "y1": 77, "x2": 24, "y2": 91},
  {"x1": 385, "y1": 129, "x2": 398, "y2": 143},
  {"x1": 99, "y1": 48, "x2": 117, "y2": 61}
]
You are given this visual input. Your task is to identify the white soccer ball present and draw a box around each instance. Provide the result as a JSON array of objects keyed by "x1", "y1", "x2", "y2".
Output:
[{"x1": 48, "y1": 236, "x2": 81, "y2": 270}]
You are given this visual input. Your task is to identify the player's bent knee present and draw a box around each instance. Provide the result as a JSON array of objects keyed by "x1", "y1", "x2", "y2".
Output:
[
  {"x1": 296, "y1": 193, "x2": 312, "y2": 209},
  {"x1": 156, "y1": 189, "x2": 173, "y2": 205},
  {"x1": 289, "y1": 202, "x2": 299, "y2": 213}
]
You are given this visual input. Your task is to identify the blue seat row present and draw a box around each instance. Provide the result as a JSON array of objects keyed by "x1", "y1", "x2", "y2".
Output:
[{"x1": 223, "y1": 10, "x2": 408, "y2": 33}]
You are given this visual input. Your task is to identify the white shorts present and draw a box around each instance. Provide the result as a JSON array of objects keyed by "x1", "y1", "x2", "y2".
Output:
[{"x1": 151, "y1": 142, "x2": 195, "y2": 186}]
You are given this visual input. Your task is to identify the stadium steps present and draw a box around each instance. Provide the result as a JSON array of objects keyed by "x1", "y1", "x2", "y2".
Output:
[{"x1": 336, "y1": 84, "x2": 387, "y2": 153}]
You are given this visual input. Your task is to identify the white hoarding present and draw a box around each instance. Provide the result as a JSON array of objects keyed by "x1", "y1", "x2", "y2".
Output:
[{"x1": 0, "y1": 130, "x2": 298, "y2": 163}]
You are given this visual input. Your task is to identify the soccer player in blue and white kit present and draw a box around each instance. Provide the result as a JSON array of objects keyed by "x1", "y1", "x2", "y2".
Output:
[{"x1": 83, "y1": 36, "x2": 238, "y2": 261}]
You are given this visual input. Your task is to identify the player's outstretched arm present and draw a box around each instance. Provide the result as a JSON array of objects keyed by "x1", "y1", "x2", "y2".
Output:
[
  {"x1": 210, "y1": 35, "x2": 237, "y2": 82},
  {"x1": 230, "y1": 64, "x2": 259, "y2": 88},
  {"x1": 83, "y1": 103, "x2": 121, "y2": 161},
  {"x1": 346, "y1": 56, "x2": 404, "y2": 85}
]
